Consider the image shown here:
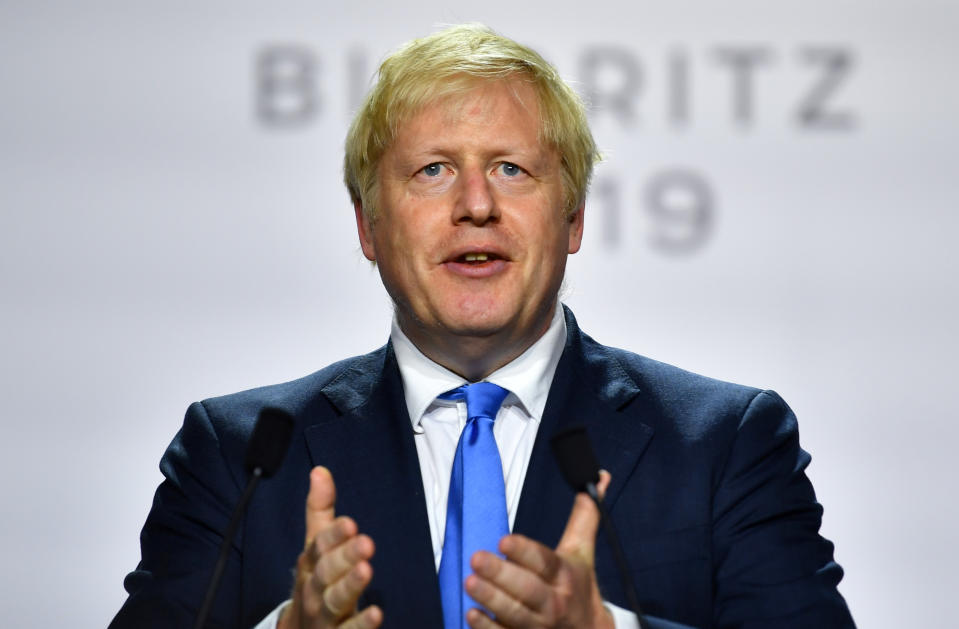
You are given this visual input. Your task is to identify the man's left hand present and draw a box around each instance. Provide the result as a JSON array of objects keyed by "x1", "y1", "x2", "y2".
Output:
[{"x1": 464, "y1": 471, "x2": 615, "y2": 629}]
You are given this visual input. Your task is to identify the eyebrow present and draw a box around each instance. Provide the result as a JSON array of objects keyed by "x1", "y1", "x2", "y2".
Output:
[{"x1": 400, "y1": 144, "x2": 553, "y2": 167}]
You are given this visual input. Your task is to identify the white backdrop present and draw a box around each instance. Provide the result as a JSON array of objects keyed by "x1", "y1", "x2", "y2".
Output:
[{"x1": 1, "y1": 1, "x2": 957, "y2": 627}]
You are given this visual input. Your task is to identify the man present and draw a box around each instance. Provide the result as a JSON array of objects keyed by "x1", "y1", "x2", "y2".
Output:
[{"x1": 112, "y1": 24, "x2": 855, "y2": 629}]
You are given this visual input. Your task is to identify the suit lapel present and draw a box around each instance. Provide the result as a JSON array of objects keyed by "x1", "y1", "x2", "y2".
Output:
[
  {"x1": 513, "y1": 309, "x2": 654, "y2": 547},
  {"x1": 303, "y1": 345, "x2": 443, "y2": 627}
]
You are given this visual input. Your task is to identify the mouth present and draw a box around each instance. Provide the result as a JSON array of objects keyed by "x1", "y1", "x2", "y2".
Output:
[
  {"x1": 453, "y1": 252, "x2": 502, "y2": 264},
  {"x1": 443, "y1": 249, "x2": 509, "y2": 277}
]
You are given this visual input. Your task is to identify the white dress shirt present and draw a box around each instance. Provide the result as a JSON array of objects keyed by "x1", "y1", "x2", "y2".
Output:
[
  {"x1": 256, "y1": 303, "x2": 638, "y2": 628},
  {"x1": 392, "y1": 303, "x2": 566, "y2": 569}
]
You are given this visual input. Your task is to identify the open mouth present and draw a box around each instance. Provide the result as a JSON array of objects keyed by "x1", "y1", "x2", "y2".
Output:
[{"x1": 455, "y1": 252, "x2": 501, "y2": 264}]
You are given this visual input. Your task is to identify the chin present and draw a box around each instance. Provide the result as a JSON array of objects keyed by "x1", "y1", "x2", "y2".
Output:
[
  {"x1": 431, "y1": 304, "x2": 517, "y2": 339},
  {"x1": 448, "y1": 292, "x2": 520, "y2": 321},
  {"x1": 440, "y1": 315, "x2": 509, "y2": 339}
]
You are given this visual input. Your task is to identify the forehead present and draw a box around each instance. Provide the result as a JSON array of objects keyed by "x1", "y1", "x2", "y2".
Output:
[
  {"x1": 438, "y1": 79, "x2": 539, "y2": 120},
  {"x1": 391, "y1": 79, "x2": 545, "y2": 149}
]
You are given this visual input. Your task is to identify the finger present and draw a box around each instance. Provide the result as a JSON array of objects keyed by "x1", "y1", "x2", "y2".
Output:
[
  {"x1": 316, "y1": 533, "x2": 375, "y2": 586},
  {"x1": 466, "y1": 538, "x2": 558, "y2": 612},
  {"x1": 465, "y1": 572, "x2": 543, "y2": 627},
  {"x1": 320, "y1": 560, "x2": 375, "y2": 620},
  {"x1": 311, "y1": 516, "x2": 358, "y2": 557},
  {"x1": 596, "y1": 469, "x2": 611, "y2": 499},
  {"x1": 305, "y1": 466, "x2": 337, "y2": 548},
  {"x1": 496, "y1": 534, "x2": 563, "y2": 583},
  {"x1": 466, "y1": 605, "x2": 507, "y2": 629},
  {"x1": 555, "y1": 470, "x2": 611, "y2": 559},
  {"x1": 339, "y1": 605, "x2": 384, "y2": 629}
]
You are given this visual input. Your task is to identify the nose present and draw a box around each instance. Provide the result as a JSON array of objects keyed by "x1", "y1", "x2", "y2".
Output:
[{"x1": 452, "y1": 167, "x2": 499, "y2": 225}]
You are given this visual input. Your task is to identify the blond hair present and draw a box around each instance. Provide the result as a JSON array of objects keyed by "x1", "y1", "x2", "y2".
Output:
[{"x1": 344, "y1": 24, "x2": 600, "y2": 220}]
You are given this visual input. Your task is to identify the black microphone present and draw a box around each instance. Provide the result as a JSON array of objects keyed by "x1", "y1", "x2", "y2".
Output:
[
  {"x1": 245, "y1": 407, "x2": 296, "y2": 478},
  {"x1": 550, "y1": 426, "x2": 649, "y2": 629},
  {"x1": 550, "y1": 425, "x2": 601, "y2": 495},
  {"x1": 194, "y1": 407, "x2": 294, "y2": 629}
]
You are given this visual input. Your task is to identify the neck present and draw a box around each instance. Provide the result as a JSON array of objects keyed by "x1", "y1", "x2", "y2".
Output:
[{"x1": 397, "y1": 306, "x2": 556, "y2": 382}]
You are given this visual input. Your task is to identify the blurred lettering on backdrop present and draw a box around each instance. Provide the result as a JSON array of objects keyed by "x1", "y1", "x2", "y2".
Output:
[{"x1": 253, "y1": 42, "x2": 856, "y2": 255}]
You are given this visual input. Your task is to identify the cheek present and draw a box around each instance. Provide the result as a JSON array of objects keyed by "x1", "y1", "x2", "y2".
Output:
[
  {"x1": 374, "y1": 227, "x2": 424, "y2": 287},
  {"x1": 541, "y1": 218, "x2": 573, "y2": 255}
]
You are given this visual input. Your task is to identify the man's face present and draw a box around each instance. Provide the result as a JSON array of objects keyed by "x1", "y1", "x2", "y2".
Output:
[{"x1": 355, "y1": 80, "x2": 584, "y2": 376}]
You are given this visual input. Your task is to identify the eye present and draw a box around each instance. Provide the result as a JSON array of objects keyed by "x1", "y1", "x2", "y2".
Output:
[
  {"x1": 421, "y1": 163, "x2": 444, "y2": 177},
  {"x1": 498, "y1": 162, "x2": 523, "y2": 177}
]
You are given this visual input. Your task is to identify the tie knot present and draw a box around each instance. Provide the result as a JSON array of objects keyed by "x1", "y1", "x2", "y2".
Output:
[{"x1": 442, "y1": 382, "x2": 509, "y2": 422}]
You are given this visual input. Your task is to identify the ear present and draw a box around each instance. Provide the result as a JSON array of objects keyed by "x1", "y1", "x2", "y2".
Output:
[
  {"x1": 567, "y1": 202, "x2": 585, "y2": 254},
  {"x1": 354, "y1": 201, "x2": 376, "y2": 261}
]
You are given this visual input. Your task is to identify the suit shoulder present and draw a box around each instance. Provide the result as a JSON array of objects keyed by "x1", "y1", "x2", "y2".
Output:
[
  {"x1": 581, "y1": 334, "x2": 776, "y2": 437},
  {"x1": 566, "y1": 308, "x2": 764, "y2": 413},
  {"x1": 609, "y1": 344, "x2": 761, "y2": 402},
  {"x1": 194, "y1": 345, "x2": 388, "y2": 438}
]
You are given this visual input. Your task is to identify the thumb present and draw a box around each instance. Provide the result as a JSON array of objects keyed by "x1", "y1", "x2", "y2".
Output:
[
  {"x1": 555, "y1": 470, "x2": 611, "y2": 561},
  {"x1": 304, "y1": 465, "x2": 337, "y2": 547}
]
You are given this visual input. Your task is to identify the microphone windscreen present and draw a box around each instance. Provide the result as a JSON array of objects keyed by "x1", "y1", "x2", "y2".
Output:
[
  {"x1": 550, "y1": 426, "x2": 600, "y2": 491},
  {"x1": 244, "y1": 407, "x2": 294, "y2": 477}
]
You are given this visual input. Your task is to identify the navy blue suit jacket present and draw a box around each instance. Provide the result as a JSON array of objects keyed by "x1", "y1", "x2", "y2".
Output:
[{"x1": 112, "y1": 309, "x2": 854, "y2": 628}]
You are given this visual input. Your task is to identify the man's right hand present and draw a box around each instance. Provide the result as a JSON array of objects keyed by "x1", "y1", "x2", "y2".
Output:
[{"x1": 278, "y1": 466, "x2": 383, "y2": 629}]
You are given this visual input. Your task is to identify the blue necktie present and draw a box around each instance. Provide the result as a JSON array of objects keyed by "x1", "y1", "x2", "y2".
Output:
[{"x1": 437, "y1": 382, "x2": 510, "y2": 629}]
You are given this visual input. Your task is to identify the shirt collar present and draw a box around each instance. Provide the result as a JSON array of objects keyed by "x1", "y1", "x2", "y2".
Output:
[{"x1": 391, "y1": 303, "x2": 568, "y2": 430}]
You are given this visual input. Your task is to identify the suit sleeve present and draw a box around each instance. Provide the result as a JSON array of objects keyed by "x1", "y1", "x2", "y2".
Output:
[
  {"x1": 110, "y1": 401, "x2": 247, "y2": 629},
  {"x1": 707, "y1": 390, "x2": 854, "y2": 628}
]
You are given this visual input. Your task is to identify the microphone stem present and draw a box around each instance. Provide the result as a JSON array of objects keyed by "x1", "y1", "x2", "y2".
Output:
[
  {"x1": 194, "y1": 467, "x2": 263, "y2": 629},
  {"x1": 586, "y1": 483, "x2": 649, "y2": 629}
]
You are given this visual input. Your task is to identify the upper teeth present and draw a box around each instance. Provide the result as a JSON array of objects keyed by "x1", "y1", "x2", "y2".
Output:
[{"x1": 465, "y1": 253, "x2": 489, "y2": 262}]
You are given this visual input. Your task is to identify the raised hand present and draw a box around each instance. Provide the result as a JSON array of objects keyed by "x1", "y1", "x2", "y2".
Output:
[
  {"x1": 279, "y1": 467, "x2": 383, "y2": 629},
  {"x1": 463, "y1": 471, "x2": 614, "y2": 629}
]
